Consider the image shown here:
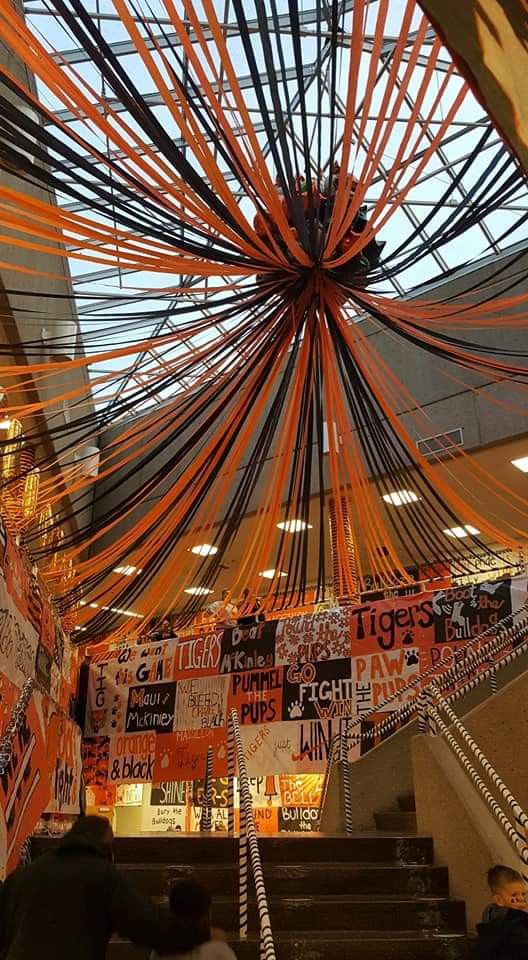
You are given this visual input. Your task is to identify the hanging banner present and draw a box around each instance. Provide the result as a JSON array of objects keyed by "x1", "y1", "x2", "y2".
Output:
[
  {"x1": 432, "y1": 578, "x2": 513, "y2": 646},
  {"x1": 173, "y1": 632, "x2": 223, "y2": 680},
  {"x1": 45, "y1": 709, "x2": 82, "y2": 815},
  {"x1": 348, "y1": 593, "x2": 435, "y2": 654},
  {"x1": 351, "y1": 645, "x2": 421, "y2": 714},
  {"x1": 108, "y1": 732, "x2": 157, "y2": 783},
  {"x1": 0, "y1": 576, "x2": 39, "y2": 690},
  {"x1": 281, "y1": 658, "x2": 354, "y2": 721},
  {"x1": 0, "y1": 691, "x2": 50, "y2": 877},
  {"x1": 219, "y1": 622, "x2": 276, "y2": 674},
  {"x1": 174, "y1": 676, "x2": 229, "y2": 731},
  {"x1": 154, "y1": 727, "x2": 228, "y2": 781},
  {"x1": 82, "y1": 574, "x2": 523, "y2": 789},
  {"x1": 275, "y1": 608, "x2": 350, "y2": 665},
  {"x1": 227, "y1": 667, "x2": 283, "y2": 725}
]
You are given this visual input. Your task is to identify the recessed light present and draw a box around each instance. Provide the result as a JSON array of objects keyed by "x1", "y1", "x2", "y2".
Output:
[
  {"x1": 89, "y1": 602, "x2": 99, "y2": 609},
  {"x1": 191, "y1": 544, "x2": 219, "y2": 556},
  {"x1": 111, "y1": 607, "x2": 144, "y2": 618},
  {"x1": 259, "y1": 569, "x2": 287, "y2": 579},
  {"x1": 113, "y1": 565, "x2": 142, "y2": 576},
  {"x1": 511, "y1": 456, "x2": 528, "y2": 473},
  {"x1": 184, "y1": 586, "x2": 213, "y2": 596},
  {"x1": 382, "y1": 489, "x2": 420, "y2": 507},
  {"x1": 443, "y1": 524, "x2": 480, "y2": 539},
  {"x1": 277, "y1": 519, "x2": 313, "y2": 533}
]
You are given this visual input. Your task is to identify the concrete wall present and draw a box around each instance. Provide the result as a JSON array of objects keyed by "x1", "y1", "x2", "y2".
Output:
[
  {"x1": 413, "y1": 667, "x2": 528, "y2": 932},
  {"x1": 0, "y1": 19, "x2": 95, "y2": 539}
]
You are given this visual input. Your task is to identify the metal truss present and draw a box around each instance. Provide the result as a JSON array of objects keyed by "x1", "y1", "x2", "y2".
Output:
[{"x1": 23, "y1": 0, "x2": 528, "y2": 417}]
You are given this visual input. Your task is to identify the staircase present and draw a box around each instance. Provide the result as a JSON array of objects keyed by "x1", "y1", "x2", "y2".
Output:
[
  {"x1": 34, "y1": 824, "x2": 470, "y2": 959},
  {"x1": 374, "y1": 793, "x2": 418, "y2": 833}
]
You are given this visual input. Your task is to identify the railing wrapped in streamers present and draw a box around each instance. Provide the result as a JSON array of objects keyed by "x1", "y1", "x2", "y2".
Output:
[
  {"x1": 0, "y1": 677, "x2": 35, "y2": 774},
  {"x1": 349, "y1": 602, "x2": 528, "y2": 748},
  {"x1": 318, "y1": 731, "x2": 353, "y2": 833},
  {"x1": 422, "y1": 684, "x2": 528, "y2": 875},
  {"x1": 200, "y1": 746, "x2": 213, "y2": 833},
  {"x1": 318, "y1": 604, "x2": 528, "y2": 827},
  {"x1": 227, "y1": 709, "x2": 276, "y2": 960}
]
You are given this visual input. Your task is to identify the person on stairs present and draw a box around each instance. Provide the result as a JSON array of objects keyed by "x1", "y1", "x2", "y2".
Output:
[
  {"x1": 152, "y1": 878, "x2": 237, "y2": 960},
  {"x1": 476, "y1": 864, "x2": 528, "y2": 960},
  {"x1": 0, "y1": 816, "x2": 210, "y2": 960}
]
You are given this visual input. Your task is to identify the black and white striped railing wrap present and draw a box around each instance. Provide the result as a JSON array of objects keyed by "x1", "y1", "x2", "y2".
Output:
[
  {"x1": 355, "y1": 610, "x2": 528, "y2": 746},
  {"x1": 427, "y1": 703, "x2": 528, "y2": 871},
  {"x1": 343, "y1": 605, "x2": 528, "y2": 745},
  {"x1": 339, "y1": 733, "x2": 354, "y2": 834},
  {"x1": 229, "y1": 710, "x2": 277, "y2": 960},
  {"x1": 227, "y1": 725, "x2": 235, "y2": 835},
  {"x1": 200, "y1": 746, "x2": 213, "y2": 833},
  {"x1": 318, "y1": 732, "x2": 353, "y2": 833},
  {"x1": 430, "y1": 683, "x2": 528, "y2": 838},
  {"x1": 0, "y1": 677, "x2": 34, "y2": 774}
]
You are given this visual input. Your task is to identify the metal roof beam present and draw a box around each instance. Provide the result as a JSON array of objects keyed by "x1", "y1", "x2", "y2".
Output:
[{"x1": 46, "y1": 60, "x2": 317, "y2": 124}]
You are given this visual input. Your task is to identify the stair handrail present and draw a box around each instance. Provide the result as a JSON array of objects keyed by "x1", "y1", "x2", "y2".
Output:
[
  {"x1": 356, "y1": 611, "x2": 528, "y2": 747},
  {"x1": 344, "y1": 603, "x2": 528, "y2": 744},
  {"x1": 0, "y1": 677, "x2": 35, "y2": 774},
  {"x1": 318, "y1": 732, "x2": 353, "y2": 833},
  {"x1": 422, "y1": 683, "x2": 528, "y2": 875},
  {"x1": 199, "y1": 746, "x2": 213, "y2": 832},
  {"x1": 227, "y1": 709, "x2": 276, "y2": 960},
  {"x1": 318, "y1": 609, "x2": 528, "y2": 829}
]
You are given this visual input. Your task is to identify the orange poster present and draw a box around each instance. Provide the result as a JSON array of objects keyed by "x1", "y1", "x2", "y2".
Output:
[
  {"x1": 154, "y1": 727, "x2": 228, "y2": 781},
  {"x1": 0, "y1": 691, "x2": 50, "y2": 877}
]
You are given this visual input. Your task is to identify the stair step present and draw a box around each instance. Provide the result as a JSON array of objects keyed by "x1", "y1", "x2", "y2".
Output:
[
  {"x1": 122, "y1": 862, "x2": 450, "y2": 898},
  {"x1": 398, "y1": 793, "x2": 417, "y2": 813},
  {"x1": 374, "y1": 811, "x2": 418, "y2": 832},
  {"x1": 203, "y1": 894, "x2": 466, "y2": 933},
  {"x1": 110, "y1": 930, "x2": 470, "y2": 960},
  {"x1": 111, "y1": 834, "x2": 434, "y2": 865}
]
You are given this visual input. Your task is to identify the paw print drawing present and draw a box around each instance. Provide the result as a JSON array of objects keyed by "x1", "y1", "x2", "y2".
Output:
[
  {"x1": 288, "y1": 700, "x2": 303, "y2": 719},
  {"x1": 403, "y1": 630, "x2": 414, "y2": 645},
  {"x1": 111, "y1": 696, "x2": 123, "y2": 729},
  {"x1": 405, "y1": 649, "x2": 419, "y2": 666}
]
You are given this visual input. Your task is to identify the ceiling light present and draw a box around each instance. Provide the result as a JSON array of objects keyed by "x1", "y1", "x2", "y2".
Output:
[
  {"x1": 259, "y1": 569, "x2": 287, "y2": 579},
  {"x1": 89, "y1": 602, "x2": 99, "y2": 609},
  {"x1": 113, "y1": 565, "x2": 142, "y2": 576},
  {"x1": 0, "y1": 419, "x2": 11, "y2": 429},
  {"x1": 382, "y1": 489, "x2": 420, "y2": 507},
  {"x1": 191, "y1": 544, "x2": 218, "y2": 556},
  {"x1": 111, "y1": 607, "x2": 144, "y2": 618},
  {"x1": 511, "y1": 456, "x2": 528, "y2": 473},
  {"x1": 277, "y1": 519, "x2": 313, "y2": 533},
  {"x1": 443, "y1": 524, "x2": 480, "y2": 539},
  {"x1": 184, "y1": 586, "x2": 213, "y2": 596}
]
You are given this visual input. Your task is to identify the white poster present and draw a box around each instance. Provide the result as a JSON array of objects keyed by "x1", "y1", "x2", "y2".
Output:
[{"x1": 275, "y1": 608, "x2": 350, "y2": 665}]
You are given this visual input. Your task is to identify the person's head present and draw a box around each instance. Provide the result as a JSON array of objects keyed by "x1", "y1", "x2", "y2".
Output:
[
  {"x1": 488, "y1": 865, "x2": 527, "y2": 909},
  {"x1": 160, "y1": 618, "x2": 171, "y2": 636},
  {"x1": 169, "y1": 878, "x2": 211, "y2": 927},
  {"x1": 61, "y1": 815, "x2": 114, "y2": 859},
  {"x1": 222, "y1": 589, "x2": 230, "y2": 601}
]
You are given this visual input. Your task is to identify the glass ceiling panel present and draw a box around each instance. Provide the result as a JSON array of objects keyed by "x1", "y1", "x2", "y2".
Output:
[{"x1": 22, "y1": 0, "x2": 528, "y2": 415}]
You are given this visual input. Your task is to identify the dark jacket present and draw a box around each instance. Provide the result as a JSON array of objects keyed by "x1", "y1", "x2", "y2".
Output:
[
  {"x1": 476, "y1": 907, "x2": 528, "y2": 960},
  {"x1": 0, "y1": 836, "x2": 207, "y2": 960}
]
